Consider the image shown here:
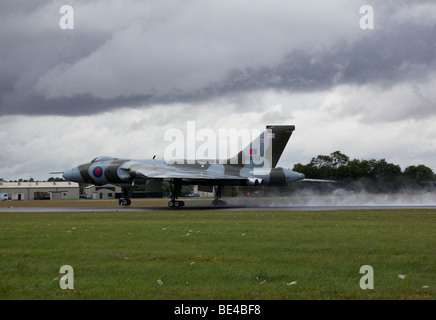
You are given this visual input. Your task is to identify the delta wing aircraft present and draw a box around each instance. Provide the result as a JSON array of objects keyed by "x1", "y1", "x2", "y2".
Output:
[{"x1": 62, "y1": 125, "x2": 305, "y2": 208}]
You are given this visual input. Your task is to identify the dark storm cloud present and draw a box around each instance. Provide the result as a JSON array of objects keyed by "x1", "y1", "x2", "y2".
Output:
[
  {"x1": 1, "y1": 1, "x2": 435, "y2": 117},
  {"x1": 135, "y1": 21, "x2": 436, "y2": 113},
  {"x1": 213, "y1": 23, "x2": 436, "y2": 95}
]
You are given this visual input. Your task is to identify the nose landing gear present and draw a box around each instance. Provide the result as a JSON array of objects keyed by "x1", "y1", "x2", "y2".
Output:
[
  {"x1": 119, "y1": 188, "x2": 131, "y2": 206},
  {"x1": 119, "y1": 198, "x2": 131, "y2": 206}
]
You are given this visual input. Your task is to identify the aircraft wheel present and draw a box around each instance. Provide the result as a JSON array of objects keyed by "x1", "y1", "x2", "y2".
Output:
[
  {"x1": 212, "y1": 200, "x2": 227, "y2": 207},
  {"x1": 168, "y1": 200, "x2": 184, "y2": 208},
  {"x1": 120, "y1": 198, "x2": 131, "y2": 206}
]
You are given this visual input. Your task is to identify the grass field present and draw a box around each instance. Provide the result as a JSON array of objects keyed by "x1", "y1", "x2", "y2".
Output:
[{"x1": 0, "y1": 201, "x2": 435, "y2": 300}]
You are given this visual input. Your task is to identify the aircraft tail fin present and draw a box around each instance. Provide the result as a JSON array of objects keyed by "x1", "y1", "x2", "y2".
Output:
[
  {"x1": 226, "y1": 125, "x2": 295, "y2": 168},
  {"x1": 267, "y1": 125, "x2": 295, "y2": 168}
]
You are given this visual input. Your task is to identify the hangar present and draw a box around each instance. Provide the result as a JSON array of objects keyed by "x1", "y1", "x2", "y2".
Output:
[
  {"x1": 83, "y1": 184, "x2": 122, "y2": 200},
  {"x1": 83, "y1": 184, "x2": 164, "y2": 199},
  {"x1": 0, "y1": 181, "x2": 79, "y2": 200}
]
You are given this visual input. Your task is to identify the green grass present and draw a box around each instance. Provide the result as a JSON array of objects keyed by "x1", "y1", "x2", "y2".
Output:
[{"x1": 0, "y1": 209, "x2": 435, "y2": 299}]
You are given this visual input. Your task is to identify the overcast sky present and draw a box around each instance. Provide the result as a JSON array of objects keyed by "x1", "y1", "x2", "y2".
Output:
[{"x1": 1, "y1": 0, "x2": 436, "y2": 181}]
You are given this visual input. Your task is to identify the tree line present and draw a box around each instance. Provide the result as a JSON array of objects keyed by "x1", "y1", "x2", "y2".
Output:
[{"x1": 293, "y1": 151, "x2": 435, "y2": 182}]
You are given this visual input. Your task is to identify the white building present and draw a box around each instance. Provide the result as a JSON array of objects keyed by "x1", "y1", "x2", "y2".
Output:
[
  {"x1": 0, "y1": 181, "x2": 79, "y2": 200},
  {"x1": 83, "y1": 184, "x2": 122, "y2": 200}
]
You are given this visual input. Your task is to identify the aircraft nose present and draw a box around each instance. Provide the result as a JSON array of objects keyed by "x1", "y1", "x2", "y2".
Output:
[{"x1": 63, "y1": 167, "x2": 84, "y2": 183}]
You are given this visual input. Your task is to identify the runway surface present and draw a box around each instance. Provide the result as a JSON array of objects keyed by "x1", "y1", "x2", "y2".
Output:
[{"x1": 2, "y1": 204, "x2": 436, "y2": 212}]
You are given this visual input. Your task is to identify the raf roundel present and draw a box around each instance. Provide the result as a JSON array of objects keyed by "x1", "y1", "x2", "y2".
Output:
[{"x1": 93, "y1": 166, "x2": 103, "y2": 178}]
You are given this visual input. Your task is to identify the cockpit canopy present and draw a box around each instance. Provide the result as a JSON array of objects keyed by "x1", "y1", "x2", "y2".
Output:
[{"x1": 91, "y1": 156, "x2": 118, "y2": 163}]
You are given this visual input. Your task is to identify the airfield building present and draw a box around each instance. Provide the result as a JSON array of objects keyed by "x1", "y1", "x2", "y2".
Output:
[
  {"x1": 0, "y1": 181, "x2": 80, "y2": 200},
  {"x1": 83, "y1": 184, "x2": 122, "y2": 200},
  {"x1": 83, "y1": 184, "x2": 164, "y2": 199}
]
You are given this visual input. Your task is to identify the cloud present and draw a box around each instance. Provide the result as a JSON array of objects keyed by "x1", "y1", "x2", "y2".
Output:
[
  {"x1": 318, "y1": 74, "x2": 436, "y2": 124},
  {"x1": 4, "y1": 0, "x2": 364, "y2": 115},
  {"x1": 1, "y1": 0, "x2": 433, "y2": 119},
  {"x1": 2, "y1": 1, "x2": 436, "y2": 180},
  {"x1": 2, "y1": 88, "x2": 436, "y2": 181},
  {"x1": 390, "y1": 1, "x2": 436, "y2": 27},
  {"x1": 215, "y1": 23, "x2": 436, "y2": 96}
]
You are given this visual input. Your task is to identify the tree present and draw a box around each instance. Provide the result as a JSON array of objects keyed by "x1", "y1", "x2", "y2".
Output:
[
  {"x1": 336, "y1": 158, "x2": 367, "y2": 179},
  {"x1": 294, "y1": 152, "x2": 401, "y2": 181},
  {"x1": 403, "y1": 165, "x2": 434, "y2": 181},
  {"x1": 293, "y1": 162, "x2": 316, "y2": 178},
  {"x1": 299, "y1": 151, "x2": 351, "y2": 179},
  {"x1": 330, "y1": 151, "x2": 350, "y2": 168},
  {"x1": 372, "y1": 159, "x2": 402, "y2": 180}
]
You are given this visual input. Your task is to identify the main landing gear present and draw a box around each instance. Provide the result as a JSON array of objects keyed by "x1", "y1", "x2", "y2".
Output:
[
  {"x1": 166, "y1": 182, "x2": 228, "y2": 208},
  {"x1": 119, "y1": 188, "x2": 131, "y2": 206},
  {"x1": 168, "y1": 179, "x2": 185, "y2": 208},
  {"x1": 212, "y1": 186, "x2": 227, "y2": 207},
  {"x1": 168, "y1": 199, "x2": 185, "y2": 207}
]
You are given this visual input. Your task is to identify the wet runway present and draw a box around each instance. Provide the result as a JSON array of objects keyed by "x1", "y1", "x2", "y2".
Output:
[{"x1": 2, "y1": 204, "x2": 436, "y2": 213}]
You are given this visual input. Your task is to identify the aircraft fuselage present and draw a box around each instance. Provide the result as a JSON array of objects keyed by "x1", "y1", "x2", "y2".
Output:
[{"x1": 63, "y1": 156, "x2": 304, "y2": 187}]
